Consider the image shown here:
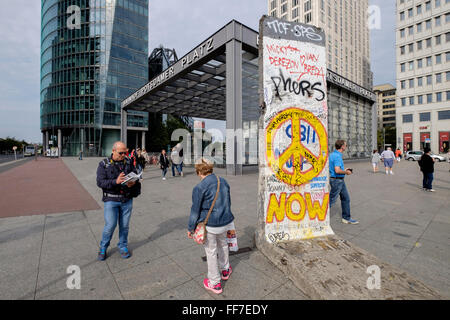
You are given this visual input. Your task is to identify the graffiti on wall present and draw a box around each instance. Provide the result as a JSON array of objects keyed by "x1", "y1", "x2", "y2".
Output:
[{"x1": 261, "y1": 17, "x2": 334, "y2": 243}]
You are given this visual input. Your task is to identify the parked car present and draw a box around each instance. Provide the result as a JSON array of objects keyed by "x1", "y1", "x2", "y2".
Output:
[
  {"x1": 405, "y1": 151, "x2": 423, "y2": 161},
  {"x1": 431, "y1": 154, "x2": 446, "y2": 162},
  {"x1": 405, "y1": 150, "x2": 446, "y2": 162}
]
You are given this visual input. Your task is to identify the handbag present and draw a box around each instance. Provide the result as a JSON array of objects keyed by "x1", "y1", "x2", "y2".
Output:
[
  {"x1": 193, "y1": 176, "x2": 220, "y2": 245},
  {"x1": 226, "y1": 222, "x2": 239, "y2": 252}
]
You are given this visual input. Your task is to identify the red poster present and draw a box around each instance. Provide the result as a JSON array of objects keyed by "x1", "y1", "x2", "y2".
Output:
[
  {"x1": 420, "y1": 132, "x2": 430, "y2": 142},
  {"x1": 403, "y1": 133, "x2": 412, "y2": 152},
  {"x1": 439, "y1": 132, "x2": 450, "y2": 153}
]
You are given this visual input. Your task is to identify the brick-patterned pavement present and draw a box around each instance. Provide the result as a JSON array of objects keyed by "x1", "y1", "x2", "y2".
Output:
[{"x1": 0, "y1": 158, "x2": 100, "y2": 218}]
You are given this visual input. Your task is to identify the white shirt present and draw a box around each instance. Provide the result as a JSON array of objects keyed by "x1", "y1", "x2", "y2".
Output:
[
  {"x1": 206, "y1": 221, "x2": 235, "y2": 235},
  {"x1": 381, "y1": 150, "x2": 395, "y2": 159}
]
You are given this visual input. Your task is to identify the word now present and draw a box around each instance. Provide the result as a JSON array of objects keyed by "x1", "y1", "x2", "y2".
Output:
[{"x1": 266, "y1": 192, "x2": 329, "y2": 223}]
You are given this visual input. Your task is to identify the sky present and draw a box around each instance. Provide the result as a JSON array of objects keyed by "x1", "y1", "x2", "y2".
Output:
[{"x1": 0, "y1": 0, "x2": 396, "y2": 143}]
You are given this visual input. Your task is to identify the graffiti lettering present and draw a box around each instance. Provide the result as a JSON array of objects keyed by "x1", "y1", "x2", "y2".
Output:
[
  {"x1": 266, "y1": 192, "x2": 329, "y2": 223},
  {"x1": 268, "y1": 231, "x2": 290, "y2": 244},
  {"x1": 271, "y1": 70, "x2": 325, "y2": 102},
  {"x1": 266, "y1": 19, "x2": 323, "y2": 42}
]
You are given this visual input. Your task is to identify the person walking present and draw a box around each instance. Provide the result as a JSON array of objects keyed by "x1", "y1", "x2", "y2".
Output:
[
  {"x1": 418, "y1": 147, "x2": 435, "y2": 192},
  {"x1": 395, "y1": 148, "x2": 402, "y2": 162},
  {"x1": 159, "y1": 149, "x2": 170, "y2": 180},
  {"x1": 142, "y1": 148, "x2": 150, "y2": 167},
  {"x1": 329, "y1": 140, "x2": 359, "y2": 225},
  {"x1": 381, "y1": 147, "x2": 396, "y2": 175},
  {"x1": 96, "y1": 141, "x2": 141, "y2": 261},
  {"x1": 187, "y1": 158, "x2": 235, "y2": 294},
  {"x1": 371, "y1": 149, "x2": 381, "y2": 173},
  {"x1": 135, "y1": 148, "x2": 146, "y2": 173},
  {"x1": 171, "y1": 145, "x2": 183, "y2": 177}
]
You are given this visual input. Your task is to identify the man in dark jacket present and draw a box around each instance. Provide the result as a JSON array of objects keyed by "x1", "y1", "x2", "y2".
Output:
[
  {"x1": 159, "y1": 149, "x2": 170, "y2": 180},
  {"x1": 419, "y1": 147, "x2": 435, "y2": 192},
  {"x1": 96, "y1": 141, "x2": 141, "y2": 260}
]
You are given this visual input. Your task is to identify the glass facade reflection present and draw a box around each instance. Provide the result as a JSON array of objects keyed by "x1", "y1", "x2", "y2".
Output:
[{"x1": 40, "y1": 0, "x2": 148, "y2": 156}]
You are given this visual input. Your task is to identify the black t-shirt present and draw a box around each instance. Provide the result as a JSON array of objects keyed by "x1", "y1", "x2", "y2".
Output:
[{"x1": 419, "y1": 154, "x2": 434, "y2": 173}]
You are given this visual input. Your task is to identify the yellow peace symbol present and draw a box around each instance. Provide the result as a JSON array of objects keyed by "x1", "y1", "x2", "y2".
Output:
[{"x1": 266, "y1": 108, "x2": 328, "y2": 186}]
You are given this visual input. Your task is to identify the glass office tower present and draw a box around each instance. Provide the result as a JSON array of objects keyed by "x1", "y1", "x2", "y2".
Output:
[{"x1": 40, "y1": 0, "x2": 148, "y2": 156}]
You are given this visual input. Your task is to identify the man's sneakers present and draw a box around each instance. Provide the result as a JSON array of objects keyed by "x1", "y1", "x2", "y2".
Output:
[
  {"x1": 203, "y1": 278, "x2": 222, "y2": 294},
  {"x1": 342, "y1": 218, "x2": 359, "y2": 225},
  {"x1": 120, "y1": 247, "x2": 131, "y2": 259},
  {"x1": 98, "y1": 248, "x2": 107, "y2": 261},
  {"x1": 427, "y1": 189, "x2": 436, "y2": 192},
  {"x1": 221, "y1": 266, "x2": 232, "y2": 280}
]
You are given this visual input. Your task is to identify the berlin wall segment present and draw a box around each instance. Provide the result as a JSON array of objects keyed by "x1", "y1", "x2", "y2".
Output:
[{"x1": 258, "y1": 16, "x2": 332, "y2": 243}]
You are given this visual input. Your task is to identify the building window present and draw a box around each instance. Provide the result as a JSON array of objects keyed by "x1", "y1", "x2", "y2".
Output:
[
  {"x1": 401, "y1": 63, "x2": 406, "y2": 72},
  {"x1": 409, "y1": 79, "x2": 414, "y2": 88},
  {"x1": 447, "y1": 71, "x2": 450, "y2": 81},
  {"x1": 400, "y1": 11, "x2": 405, "y2": 20},
  {"x1": 409, "y1": 61, "x2": 414, "y2": 70},
  {"x1": 417, "y1": 22, "x2": 422, "y2": 32},
  {"x1": 281, "y1": 3, "x2": 287, "y2": 14},
  {"x1": 401, "y1": 80, "x2": 406, "y2": 89},
  {"x1": 436, "y1": 73, "x2": 442, "y2": 83},
  {"x1": 427, "y1": 75, "x2": 432, "y2": 85},
  {"x1": 417, "y1": 59, "x2": 423, "y2": 68},
  {"x1": 447, "y1": 32, "x2": 450, "y2": 42},
  {"x1": 418, "y1": 95, "x2": 424, "y2": 104},
  {"x1": 420, "y1": 112, "x2": 431, "y2": 121},
  {"x1": 417, "y1": 4, "x2": 422, "y2": 14},
  {"x1": 408, "y1": 8, "x2": 413, "y2": 18},
  {"x1": 292, "y1": 0, "x2": 299, "y2": 6},
  {"x1": 401, "y1": 97, "x2": 407, "y2": 106},
  {"x1": 408, "y1": 26, "x2": 414, "y2": 35},
  {"x1": 400, "y1": 29, "x2": 405, "y2": 38},
  {"x1": 417, "y1": 40, "x2": 422, "y2": 50},
  {"x1": 447, "y1": 91, "x2": 450, "y2": 101},
  {"x1": 409, "y1": 96, "x2": 415, "y2": 105},
  {"x1": 426, "y1": 1, "x2": 431, "y2": 11},
  {"x1": 436, "y1": 35, "x2": 441, "y2": 45},
  {"x1": 447, "y1": 52, "x2": 450, "y2": 62},
  {"x1": 436, "y1": 54, "x2": 442, "y2": 64},
  {"x1": 305, "y1": 12, "x2": 312, "y2": 23},
  {"x1": 400, "y1": 46, "x2": 405, "y2": 55},
  {"x1": 446, "y1": 13, "x2": 450, "y2": 23},
  {"x1": 435, "y1": 0, "x2": 441, "y2": 7},
  {"x1": 426, "y1": 38, "x2": 432, "y2": 48},
  {"x1": 436, "y1": 92, "x2": 442, "y2": 102},
  {"x1": 418, "y1": 77, "x2": 423, "y2": 86},
  {"x1": 438, "y1": 110, "x2": 450, "y2": 120},
  {"x1": 403, "y1": 114, "x2": 413, "y2": 123},
  {"x1": 292, "y1": 8, "x2": 298, "y2": 18},
  {"x1": 426, "y1": 56, "x2": 432, "y2": 66},
  {"x1": 426, "y1": 19, "x2": 432, "y2": 29},
  {"x1": 427, "y1": 94, "x2": 432, "y2": 103},
  {"x1": 436, "y1": 16, "x2": 441, "y2": 27}
]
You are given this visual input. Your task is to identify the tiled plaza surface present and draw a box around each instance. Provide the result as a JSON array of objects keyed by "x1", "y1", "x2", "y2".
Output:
[{"x1": 0, "y1": 157, "x2": 448, "y2": 299}]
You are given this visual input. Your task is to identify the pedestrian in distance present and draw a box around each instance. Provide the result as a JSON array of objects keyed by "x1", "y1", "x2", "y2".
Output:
[
  {"x1": 171, "y1": 144, "x2": 183, "y2": 177},
  {"x1": 96, "y1": 141, "x2": 141, "y2": 261},
  {"x1": 135, "y1": 148, "x2": 146, "y2": 173},
  {"x1": 395, "y1": 148, "x2": 402, "y2": 162},
  {"x1": 329, "y1": 140, "x2": 359, "y2": 225},
  {"x1": 418, "y1": 147, "x2": 435, "y2": 192},
  {"x1": 159, "y1": 149, "x2": 170, "y2": 180},
  {"x1": 187, "y1": 158, "x2": 235, "y2": 294},
  {"x1": 79, "y1": 149, "x2": 83, "y2": 160},
  {"x1": 371, "y1": 149, "x2": 381, "y2": 173},
  {"x1": 381, "y1": 147, "x2": 396, "y2": 175}
]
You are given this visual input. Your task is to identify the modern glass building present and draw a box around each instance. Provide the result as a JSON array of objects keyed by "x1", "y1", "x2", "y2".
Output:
[{"x1": 40, "y1": 0, "x2": 149, "y2": 156}]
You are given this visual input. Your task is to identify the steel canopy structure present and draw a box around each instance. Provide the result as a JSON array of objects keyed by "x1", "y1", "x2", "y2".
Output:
[{"x1": 121, "y1": 20, "x2": 260, "y2": 175}]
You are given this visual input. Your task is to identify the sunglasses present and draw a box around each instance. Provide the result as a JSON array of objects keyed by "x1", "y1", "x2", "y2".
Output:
[{"x1": 118, "y1": 152, "x2": 127, "y2": 155}]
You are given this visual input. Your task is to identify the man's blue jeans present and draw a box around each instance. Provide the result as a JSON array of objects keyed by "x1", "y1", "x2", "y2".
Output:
[
  {"x1": 422, "y1": 172, "x2": 433, "y2": 189},
  {"x1": 100, "y1": 199, "x2": 133, "y2": 251},
  {"x1": 329, "y1": 179, "x2": 351, "y2": 220},
  {"x1": 172, "y1": 163, "x2": 182, "y2": 176}
]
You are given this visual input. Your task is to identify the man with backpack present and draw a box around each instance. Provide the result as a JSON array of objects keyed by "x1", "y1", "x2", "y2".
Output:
[{"x1": 96, "y1": 141, "x2": 141, "y2": 260}]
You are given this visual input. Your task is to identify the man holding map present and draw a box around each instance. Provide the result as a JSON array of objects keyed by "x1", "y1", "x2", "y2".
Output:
[{"x1": 96, "y1": 141, "x2": 141, "y2": 261}]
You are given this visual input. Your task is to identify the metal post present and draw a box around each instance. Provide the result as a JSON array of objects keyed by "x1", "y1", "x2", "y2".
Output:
[
  {"x1": 121, "y1": 107, "x2": 127, "y2": 146},
  {"x1": 225, "y1": 30, "x2": 243, "y2": 176},
  {"x1": 58, "y1": 129, "x2": 62, "y2": 157},
  {"x1": 142, "y1": 131, "x2": 146, "y2": 150}
]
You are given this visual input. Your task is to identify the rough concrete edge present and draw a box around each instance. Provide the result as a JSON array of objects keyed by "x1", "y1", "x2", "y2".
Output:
[{"x1": 254, "y1": 229, "x2": 445, "y2": 300}]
